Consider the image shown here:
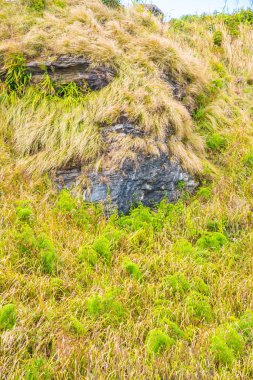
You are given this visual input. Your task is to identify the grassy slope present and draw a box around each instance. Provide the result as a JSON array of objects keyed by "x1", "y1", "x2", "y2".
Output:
[{"x1": 0, "y1": 2, "x2": 253, "y2": 379}]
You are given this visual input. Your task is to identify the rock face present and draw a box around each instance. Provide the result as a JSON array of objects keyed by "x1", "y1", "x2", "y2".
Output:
[
  {"x1": 25, "y1": 56, "x2": 115, "y2": 90},
  {"x1": 144, "y1": 4, "x2": 164, "y2": 20},
  {"x1": 56, "y1": 124, "x2": 198, "y2": 214}
]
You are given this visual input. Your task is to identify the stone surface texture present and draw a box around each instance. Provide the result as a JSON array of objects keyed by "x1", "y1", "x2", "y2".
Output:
[
  {"x1": 56, "y1": 124, "x2": 198, "y2": 214},
  {"x1": 144, "y1": 4, "x2": 164, "y2": 20},
  {"x1": 26, "y1": 56, "x2": 115, "y2": 90}
]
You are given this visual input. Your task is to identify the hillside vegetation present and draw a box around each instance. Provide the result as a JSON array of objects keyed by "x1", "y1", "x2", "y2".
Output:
[{"x1": 0, "y1": 1, "x2": 253, "y2": 379}]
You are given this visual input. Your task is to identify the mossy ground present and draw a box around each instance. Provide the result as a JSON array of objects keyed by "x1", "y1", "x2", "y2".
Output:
[{"x1": 0, "y1": 3, "x2": 253, "y2": 379}]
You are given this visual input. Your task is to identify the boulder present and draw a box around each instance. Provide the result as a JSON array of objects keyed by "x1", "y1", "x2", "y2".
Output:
[
  {"x1": 56, "y1": 124, "x2": 198, "y2": 214},
  {"x1": 144, "y1": 4, "x2": 164, "y2": 20}
]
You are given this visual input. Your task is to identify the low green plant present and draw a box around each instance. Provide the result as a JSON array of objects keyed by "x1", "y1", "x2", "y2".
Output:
[
  {"x1": 192, "y1": 277, "x2": 210, "y2": 296},
  {"x1": 206, "y1": 133, "x2": 227, "y2": 151},
  {"x1": 196, "y1": 232, "x2": 228, "y2": 251},
  {"x1": 210, "y1": 335, "x2": 235, "y2": 366},
  {"x1": 145, "y1": 329, "x2": 175, "y2": 355},
  {"x1": 164, "y1": 273, "x2": 190, "y2": 296},
  {"x1": 79, "y1": 245, "x2": 98, "y2": 267},
  {"x1": 165, "y1": 320, "x2": 185, "y2": 340},
  {"x1": 0, "y1": 304, "x2": 16, "y2": 331},
  {"x1": 27, "y1": 0, "x2": 46, "y2": 12},
  {"x1": 186, "y1": 292, "x2": 213, "y2": 323},
  {"x1": 196, "y1": 187, "x2": 212, "y2": 201},
  {"x1": 237, "y1": 311, "x2": 253, "y2": 342},
  {"x1": 40, "y1": 250, "x2": 59, "y2": 275},
  {"x1": 101, "y1": 0, "x2": 120, "y2": 8},
  {"x1": 69, "y1": 317, "x2": 86, "y2": 336},
  {"x1": 16, "y1": 225, "x2": 38, "y2": 255},
  {"x1": 16, "y1": 205, "x2": 34, "y2": 223},
  {"x1": 213, "y1": 30, "x2": 223, "y2": 46},
  {"x1": 55, "y1": 190, "x2": 77, "y2": 213},
  {"x1": 5, "y1": 55, "x2": 31, "y2": 93},
  {"x1": 92, "y1": 236, "x2": 111, "y2": 263},
  {"x1": 123, "y1": 259, "x2": 142, "y2": 281},
  {"x1": 86, "y1": 293, "x2": 124, "y2": 322},
  {"x1": 25, "y1": 357, "x2": 52, "y2": 380}
]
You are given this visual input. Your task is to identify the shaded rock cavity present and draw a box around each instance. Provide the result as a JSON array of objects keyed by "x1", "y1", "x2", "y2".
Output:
[
  {"x1": 56, "y1": 124, "x2": 198, "y2": 214},
  {"x1": 26, "y1": 56, "x2": 115, "y2": 90}
]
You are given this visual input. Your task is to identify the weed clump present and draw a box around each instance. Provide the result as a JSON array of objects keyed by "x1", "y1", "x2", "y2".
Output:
[
  {"x1": 92, "y1": 236, "x2": 111, "y2": 263},
  {"x1": 25, "y1": 357, "x2": 52, "y2": 380},
  {"x1": 145, "y1": 329, "x2": 175, "y2": 354},
  {"x1": 69, "y1": 317, "x2": 86, "y2": 336},
  {"x1": 123, "y1": 259, "x2": 142, "y2": 281},
  {"x1": 0, "y1": 304, "x2": 16, "y2": 331},
  {"x1": 164, "y1": 273, "x2": 190, "y2": 296},
  {"x1": 237, "y1": 311, "x2": 253, "y2": 342},
  {"x1": 79, "y1": 245, "x2": 98, "y2": 267},
  {"x1": 16, "y1": 204, "x2": 34, "y2": 223},
  {"x1": 206, "y1": 133, "x2": 227, "y2": 151},
  {"x1": 165, "y1": 320, "x2": 185, "y2": 340},
  {"x1": 86, "y1": 293, "x2": 124, "y2": 323},
  {"x1": 186, "y1": 292, "x2": 213, "y2": 323},
  {"x1": 56, "y1": 190, "x2": 77, "y2": 213},
  {"x1": 40, "y1": 250, "x2": 59, "y2": 275},
  {"x1": 196, "y1": 232, "x2": 228, "y2": 251},
  {"x1": 213, "y1": 30, "x2": 223, "y2": 46},
  {"x1": 15, "y1": 225, "x2": 38, "y2": 255},
  {"x1": 101, "y1": 0, "x2": 120, "y2": 8}
]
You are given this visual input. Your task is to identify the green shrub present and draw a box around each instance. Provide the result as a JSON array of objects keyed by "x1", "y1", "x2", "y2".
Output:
[
  {"x1": 16, "y1": 206, "x2": 33, "y2": 223},
  {"x1": 206, "y1": 133, "x2": 227, "y2": 151},
  {"x1": 27, "y1": 0, "x2": 46, "y2": 12},
  {"x1": 213, "y1": 30, "x2": 223, "y2": 46},
  {"x1": 192, "y1": 277, "x2": 210, "y2": 296},
  {"x1": 0, "y1": 304, "x2": 16, "y2": 331},
  {"x1": 242, "y1": 150, "x2": 253, "y2": 168},
  {"x1": 237, "y1": 311, "x2": 253, "y2": 342},
  {"x1": 210, "y1": 326, "x2": 245, "y2": 366},
  {"x1": 101, "y1": 0, "x2": 120, "y2": 8},
  {"x1": 145, "y1": 329, "x2": 175, "y2": 355},
  {"x1": 164, "y1": 273, "x2": 190, "y2": 296},
  {"x1": 196, "y1": 187, "x2": 212, "y2": 201},
  {"x1": 92, "y1": 236, "x2": 111, "y2": 263},
  {"x1": 210, "y1": 335, "x2": 235, "y2": 366},
  {"x1": 56, "y1": 190, "x2": 77, "y2": 213},
  {"x1": 186, "y1": 292, "x2": 213, "y2": 322},
  {"x1": 165, "y1": 320, "x2": 185, "y2": 340},
  {"x1": 16, "y1": 226, "x2": 38, "y2": 255},
  {"x1": 69, "y1": 317, "x2": 86, "y2": 336},
  {"x1": 78, "y1": 245, "x2": 98, "y2": 267},
  {"x1": 25, "y1": 357, "x2": 52, "y2": 380},
  {"x1": 5, "y1": 54, "x2": 31, "y2": 93},
  {"x1": 196, "y1": 232, "x2": 228, "y2": 251},
  {"x1": 123, "y1": 259, "x2": 142, "y2": 281},
  {"x1": 86, "y1": 294, "x2": 124, "y2": 322},
  {"x1": 37, "y1": 234, "x2": 55, "y2": 252},
  {"x1": 41, "y1": 250, "x2": 59, "y2": 275}
]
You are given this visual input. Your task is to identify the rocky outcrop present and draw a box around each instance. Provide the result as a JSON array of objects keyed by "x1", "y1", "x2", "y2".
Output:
[
  {"x1": 18, "y1": 56, "x2": 114, "y2": 90},
  {"x1": 144, "y1": 4, "x2": 164, "y2": 20},
  {"x1": 56, "y1": 124, "x2": 198, "y2": 214}
]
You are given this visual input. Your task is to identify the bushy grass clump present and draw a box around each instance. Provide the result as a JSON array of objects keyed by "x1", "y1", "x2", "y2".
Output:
[
  {"x1": 92, "y1": 236, "x2": 112, "y2": 264},
  {"x1": 0, "y1": 304, "x2": 16, "y2": 331},
  {"x1": 164, "y1": 273, "x2": 190, "y2": 296},
  {"x1": 123, "y1": 259, "x2": 142, "y2": 281},
  {"x1": 86, "y1": 293, "x2": 124, "y2": 323},
  {"x1": 145, "y1": 329, "x2": 175, "y2": 355},
  {"x1": 196, "y1": 232, "x2": 228, "y2": 251},
  {"x1": 186, "y1": 292, "x2": 213, "y2": 323}
]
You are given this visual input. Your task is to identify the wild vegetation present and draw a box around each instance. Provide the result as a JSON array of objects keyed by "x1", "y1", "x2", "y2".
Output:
[{"x1": 0, "y1": 1, "x2": 253, "y2": 379}]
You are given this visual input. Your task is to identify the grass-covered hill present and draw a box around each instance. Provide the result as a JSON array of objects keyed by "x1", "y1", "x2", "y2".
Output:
[{"x1": 0, "y1": 1, "x2": 253, "y2": 378}]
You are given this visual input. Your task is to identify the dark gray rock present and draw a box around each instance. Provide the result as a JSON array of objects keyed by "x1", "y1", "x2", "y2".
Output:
[
  {"x1": 55, "y1": 124, "x2": 198, "y2": 214},
  {"x1": 144, "y1": 4, "x2": 164, "y2": 20},
  {"x1": 26, "y1": 56, "x2": 115, "y2": 90}
]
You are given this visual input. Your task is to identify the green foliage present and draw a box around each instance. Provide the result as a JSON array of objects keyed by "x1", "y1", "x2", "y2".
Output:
[
  {"x1": 123, "y1": 259, "x2": 142, "y2": 281},
  {"x1": 56, "y1": 190, "x2": 77, "y2": 213},
  {"x1": 196, "y1": 186, "x2": 212, "y2": 201},
  {"x1": 210, "y1": 326, "x2": 245, "y2": 366},
  {"x1": 40, "y1": 250, "x2": 59, "y2": 275},
  {"x1": 206, "y1": 133, "x2": 227, "y2": 151},
  {"x1": 0, "y1": 304, "x2": 16, "y2": 331},
  {"x1": 16, "y1": 205, "x2": 34, "y2": 223},
  {"x1": 86, "y1": 293, "x2": 124, "y2": 322},
  {"x1": 192, "y1": 277, "x2": 210, "y2": 296},
  {"x1": 165, "y1": 321, "x2": 185, "y2": 340},
  {"x1": 25, "y1": 357, "x2": 52, "y2": 380},
  {"x1": 186, "y1": 292, "x2": 213, "y2": 322},
  {"x1": 101, "y1": 0, "x2": 120, "y2": 8},
  {"x1": 37, "y1": 234, "x2": 55, "y2": 252},
  {"x1": 26, "y1": 0, "x2": 46, "y2": 12},
  {"x1": 196, "y1": 232, "x2": 228, "y2": 251},
  {"x1": 5, "y1": 55, "x2": 31, "y2": 94},
  {"x1": 92, "y1": 236, "x2": 111, "y2": 263},
  {"x1": 164, "y1": 273, "x2": 190, "y2": 296},
  {"x1": 237, "y1": 311, "x2": 253, "y2": 342},
  {"x1": 145, "y1": 329, "x2": 175, "y2": 355},
  {"x1": 213, "y1": 30, "x2": 223, "y2": 46},
  {"x1": 79, "y1": 245, "x2": 98, "y2": 267},
  {"x1": 69, "y1": 317, "x2": 86, "y2": 336},
  {"x1": 242, "y1": 149, "x2": 253, "y2": 168},
  {"x1": 16, "y1": 225, "x2": 38, "y2": 255},
  {"x1": 210, "y1": 335, "x2": 235, "y2": 366}
]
